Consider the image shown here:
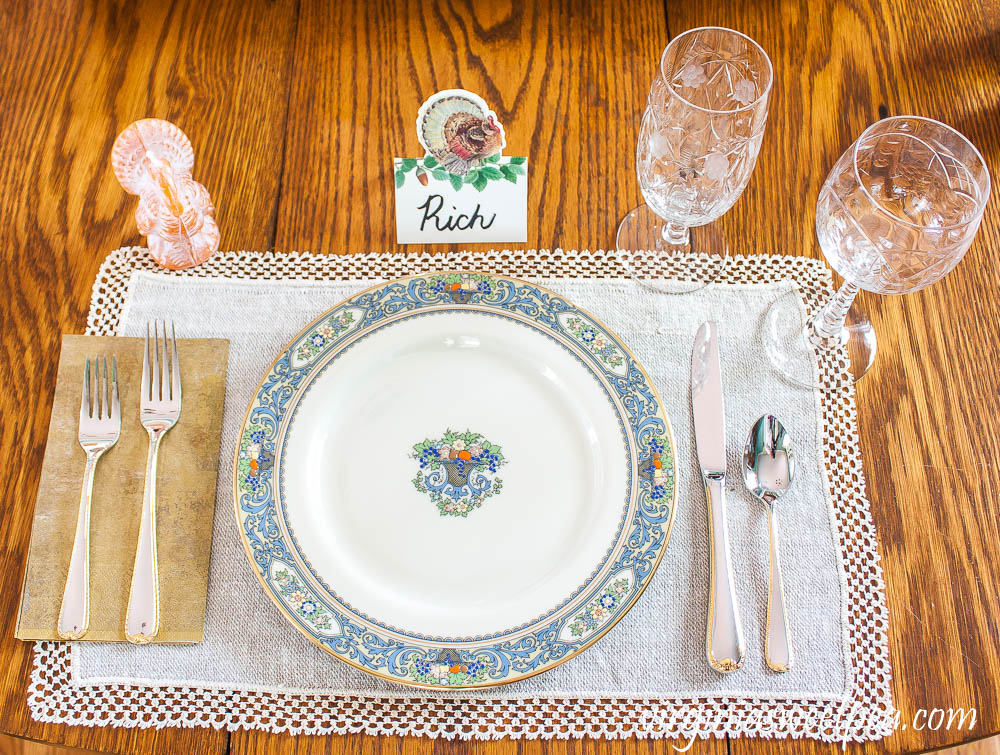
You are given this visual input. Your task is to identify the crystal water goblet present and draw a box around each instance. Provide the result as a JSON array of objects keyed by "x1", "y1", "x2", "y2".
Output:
[
  {"x1": 617, "y1": 27, "x2": 772, "y2": 293},
  {"x1": 763, "y1": 116, "x2": 991, "y2": 388}
]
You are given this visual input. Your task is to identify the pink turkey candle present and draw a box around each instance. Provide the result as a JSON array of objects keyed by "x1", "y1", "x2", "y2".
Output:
[{"x1": 111, "y1": 119, "x2": 220, "y2": 270}]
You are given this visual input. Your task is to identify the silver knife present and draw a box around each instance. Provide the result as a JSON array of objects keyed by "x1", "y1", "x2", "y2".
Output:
[{"x1": 691, "y1": 321, "x2": 744, "y2": 673}]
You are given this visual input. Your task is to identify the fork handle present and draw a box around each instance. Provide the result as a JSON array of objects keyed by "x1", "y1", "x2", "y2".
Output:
[
  {"x1": 57, "y1": 454, "x2": 99, "y2": 640},
  {"x1": 126, "y1": 430, "x2": 163, "y2": 643}
]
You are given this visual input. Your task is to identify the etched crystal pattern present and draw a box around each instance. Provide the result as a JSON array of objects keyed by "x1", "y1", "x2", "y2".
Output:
[
  {"x1": 637, "y1": 29, "x2": 771, "y2": 228},
  {"x1": 817, "y1": 117, "x2": 990, "y2": 295}
]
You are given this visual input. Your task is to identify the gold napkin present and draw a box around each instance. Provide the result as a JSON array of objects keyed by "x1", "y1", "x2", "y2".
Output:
[{"x1": 16, "y1": 334, "x2": 229, "y2": 643}]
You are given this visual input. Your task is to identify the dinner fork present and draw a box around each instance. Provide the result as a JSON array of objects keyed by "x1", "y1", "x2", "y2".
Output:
[
  {"x1": 58, "y1": 356, "x2": 120, "y2": 640},
  {"x1": 125, "y1": 321, "x2": 181, "y2": 644}
]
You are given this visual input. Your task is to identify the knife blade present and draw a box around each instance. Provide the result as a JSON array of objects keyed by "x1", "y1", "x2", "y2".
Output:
[{"x1": 691, "y1": 321, "x2": 744, "y2": 673}]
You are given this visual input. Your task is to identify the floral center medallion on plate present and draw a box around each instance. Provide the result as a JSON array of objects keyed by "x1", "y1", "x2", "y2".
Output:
[{"x1": 411, "y1": 429, "x2": 506, "y2": 517}]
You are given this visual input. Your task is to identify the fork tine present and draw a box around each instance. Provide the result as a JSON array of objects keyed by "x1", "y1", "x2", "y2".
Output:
[
  {"x1": 161, "y1": 320, "x2": 170, "y2": 401},
  {"x1": 143, "y1": 323, "x2": 151, "y2": 402},
  {"x1": 170, "y1": 321, "x2": 180, "y2": 402},
  {"x1": 81, "y1": 357, "x2": 91, "y2": 420},
  {"x1": 102, "y1": 355, "x2": 110, "y2": 420},
  {"x1": 111, "y1": 355, "x2": 119, "y2": 421},
  {"x1": 151, "y1": 321, "x2": 160, "y2": 401},
  {"x1": 92, "y1": 355, "x2": 101, "y2": 418}
]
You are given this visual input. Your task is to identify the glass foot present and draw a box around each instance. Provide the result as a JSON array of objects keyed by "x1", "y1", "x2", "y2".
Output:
[
  {"x1": 615, "y1": 204, "x2": 729, "y2": 294},
  {"x1": 762, "y1": 290, "x2": 877, "y2": 389}
]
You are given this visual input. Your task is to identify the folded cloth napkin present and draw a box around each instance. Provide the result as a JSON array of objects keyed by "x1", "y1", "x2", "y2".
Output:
[{"x1": 29, "y1": 248, "x2": 892, "y2": 743}]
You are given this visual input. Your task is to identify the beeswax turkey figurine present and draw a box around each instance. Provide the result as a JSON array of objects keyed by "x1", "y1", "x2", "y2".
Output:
[
  {"x1": 417, "y1": 90, "x2": 506, "y2": 176},
  {"x1": 111, "y1": 119, "x2": 220, "y2": 269}
]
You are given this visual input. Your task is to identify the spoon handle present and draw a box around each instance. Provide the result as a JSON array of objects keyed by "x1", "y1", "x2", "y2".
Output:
[
  {"x1": 704, "y1": 474, "x2": 744, "y2": 673},
  {"x1": 766, "y1": 504, "x2": 793, "y2": 672}
]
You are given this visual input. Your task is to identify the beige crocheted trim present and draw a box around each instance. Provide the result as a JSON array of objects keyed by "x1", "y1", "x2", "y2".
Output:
[{"x1": 29, "y1": 248, "x2": 893, "y2": 742}]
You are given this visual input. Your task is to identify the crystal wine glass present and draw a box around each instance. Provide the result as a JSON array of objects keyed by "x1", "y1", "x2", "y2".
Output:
[
  {"x1": 617, "y1": 27, "x2": 773, "y2": 293},
  {"x1": 763, "y1": 116, "x2": 991, "y2": 388}
]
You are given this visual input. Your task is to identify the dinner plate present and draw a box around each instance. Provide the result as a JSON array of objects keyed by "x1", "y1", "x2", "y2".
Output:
[{"x1": 234, "y1": 273, "x2": 677, "y2": 688}]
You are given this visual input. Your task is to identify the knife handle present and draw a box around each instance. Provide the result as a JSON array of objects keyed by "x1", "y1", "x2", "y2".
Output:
[{"x1": 704, "y1": 473, "x2": 744, "y2": 673}]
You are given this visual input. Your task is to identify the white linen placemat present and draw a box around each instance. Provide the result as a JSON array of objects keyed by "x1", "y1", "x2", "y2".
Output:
[{"x1": 29, "y1": 248, "x2": 893, "y2": 743}]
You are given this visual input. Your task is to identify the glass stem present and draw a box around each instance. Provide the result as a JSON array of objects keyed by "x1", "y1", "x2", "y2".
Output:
[
  {"x1": 661, "y1": 220, "x2": 690, "y2": 247},
  {"x1": 811, "y1": 280, "x2": 859, "y2": 342}
]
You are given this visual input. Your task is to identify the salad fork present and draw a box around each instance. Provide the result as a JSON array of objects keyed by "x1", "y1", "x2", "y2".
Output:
[
  {"x1": 125, "y1": 321, "x2": 181, "y2": 644},
  {"x1": 58, "y1": 356, "x2": 120, "y2": 640}
]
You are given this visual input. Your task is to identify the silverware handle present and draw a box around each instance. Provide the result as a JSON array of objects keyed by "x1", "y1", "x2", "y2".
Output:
[
  {"x1": 126, "y1": 431, "x2": 162, "y2": 643},
  {"x1": 57, "y1": 454, "x2": 99, "y2": 640},
  {"x1": 704, "y1": 474, "x2": 744, "y2": 673},
  {"x1": 766, "y1": 505, "x2": 793, "y2": 672}
]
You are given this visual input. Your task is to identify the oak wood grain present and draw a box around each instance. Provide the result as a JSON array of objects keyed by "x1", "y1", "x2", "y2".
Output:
[
  {"x1": 0, "y1": 0, "x2": 297, "y2": 752},
  {"x1": 271, "y1": 0, "x2": 665, "y2": 253},
  {"x1": 661, "y1": 3, "x2": 1000, "y2": 755},
  {"x1": 1, "y1": 0, "x2": 999, "y2": 753},
  {"x1": 231, "y1": 734, "x2": 729, "y2": 755},
  {"x1": 0, "y1": 733, "x2": 94, "y2": 755}
]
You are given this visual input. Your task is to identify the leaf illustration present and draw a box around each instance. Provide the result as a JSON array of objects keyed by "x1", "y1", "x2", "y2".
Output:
[
  {"x1": 508, "y1": 156, "x2": 526, "y2": 165},
  {"x1": 478, "y1": 166, "x2": 503, "y2": 180},
  {"x1": 500, "y1": 165, "x2": 518, "y2": 183},
  {"x1": 423, "y1": 155, "x2": 438, "y2": 168},
  {"x1": 431, "y1": 168, "x2": 449, "y2": 181},
  {"x1": 484, "y1": 154, "x2": 501, "y2": 163},
  {"x1": 464, "y1": 170, "x2": 479, "y2": 184},
  {"x1": 507, "y1": 162, "x2": 526, "y2": 176},
  {"x1": 449, "y1": 173, "x2": 463, "y2": 191},
  {"x1": 395, "y1": 170, "x2": 405, "y2": 188},
  {"x1": 400, "y1": 158, "x2": 418, "y2": 172},
  {"x1": 472, "y1": 175, "x2": 488, "y2": 192}
]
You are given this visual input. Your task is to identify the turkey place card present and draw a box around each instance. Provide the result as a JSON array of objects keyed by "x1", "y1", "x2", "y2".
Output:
[{"x1": 394, "y1": 89, "x2": 527, "y2": 244}]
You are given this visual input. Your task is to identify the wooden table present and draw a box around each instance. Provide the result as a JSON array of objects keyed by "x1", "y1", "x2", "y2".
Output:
[{"x1": 2, "y1": 0, "x2": 998, "y2": 753}]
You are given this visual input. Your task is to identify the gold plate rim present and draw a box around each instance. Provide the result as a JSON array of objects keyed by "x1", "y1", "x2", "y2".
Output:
[{"x1": 232, "y1": 271, "x2": 679, "y2": 690}]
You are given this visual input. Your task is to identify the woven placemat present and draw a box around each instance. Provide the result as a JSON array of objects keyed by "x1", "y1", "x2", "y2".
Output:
[{"x1": 28, "y1": 248, "x2": 893, "y2": 743}]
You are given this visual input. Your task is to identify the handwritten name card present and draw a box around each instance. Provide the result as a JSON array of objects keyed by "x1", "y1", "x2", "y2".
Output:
[
  {"x1": 394, "y1": 155, "x2": 527, "y2": 243},
  {"x1": 394, "y1": 89, "x2": 527, "y2": 244}
]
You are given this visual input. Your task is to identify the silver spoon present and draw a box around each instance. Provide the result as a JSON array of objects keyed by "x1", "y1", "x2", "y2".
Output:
[{"x1": 742, "y1": 415, "x2": 795, "y2": 673}]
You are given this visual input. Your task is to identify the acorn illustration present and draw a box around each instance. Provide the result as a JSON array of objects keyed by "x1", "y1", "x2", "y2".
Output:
[{"x1": 415, "y1": 167, "x2": 429, "y2": 186}]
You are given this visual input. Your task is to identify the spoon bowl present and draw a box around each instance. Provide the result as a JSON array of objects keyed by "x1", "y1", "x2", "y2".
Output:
[
  {"x1": 742, "y1": 415, "x2": 795, "y2": 504},
  {"x1": 742, "y1": 414, "x2": 795, "y2": 673}
]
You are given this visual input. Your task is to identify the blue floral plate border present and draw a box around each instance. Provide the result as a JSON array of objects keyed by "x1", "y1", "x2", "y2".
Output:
[{"x1": 233, "y1": 272, "x2": 678, "y2": 689}]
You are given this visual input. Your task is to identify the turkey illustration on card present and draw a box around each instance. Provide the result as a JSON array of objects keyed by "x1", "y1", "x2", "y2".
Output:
[
  {"x1": 393, "y1": 88, "x2": 528, "y2": 243},
  {"x1": 419, "y1": 91, "x2": 504, "y2": 174},
  {"x1": 394, "y1": 89, "x2": 526, "y2": 192}
]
